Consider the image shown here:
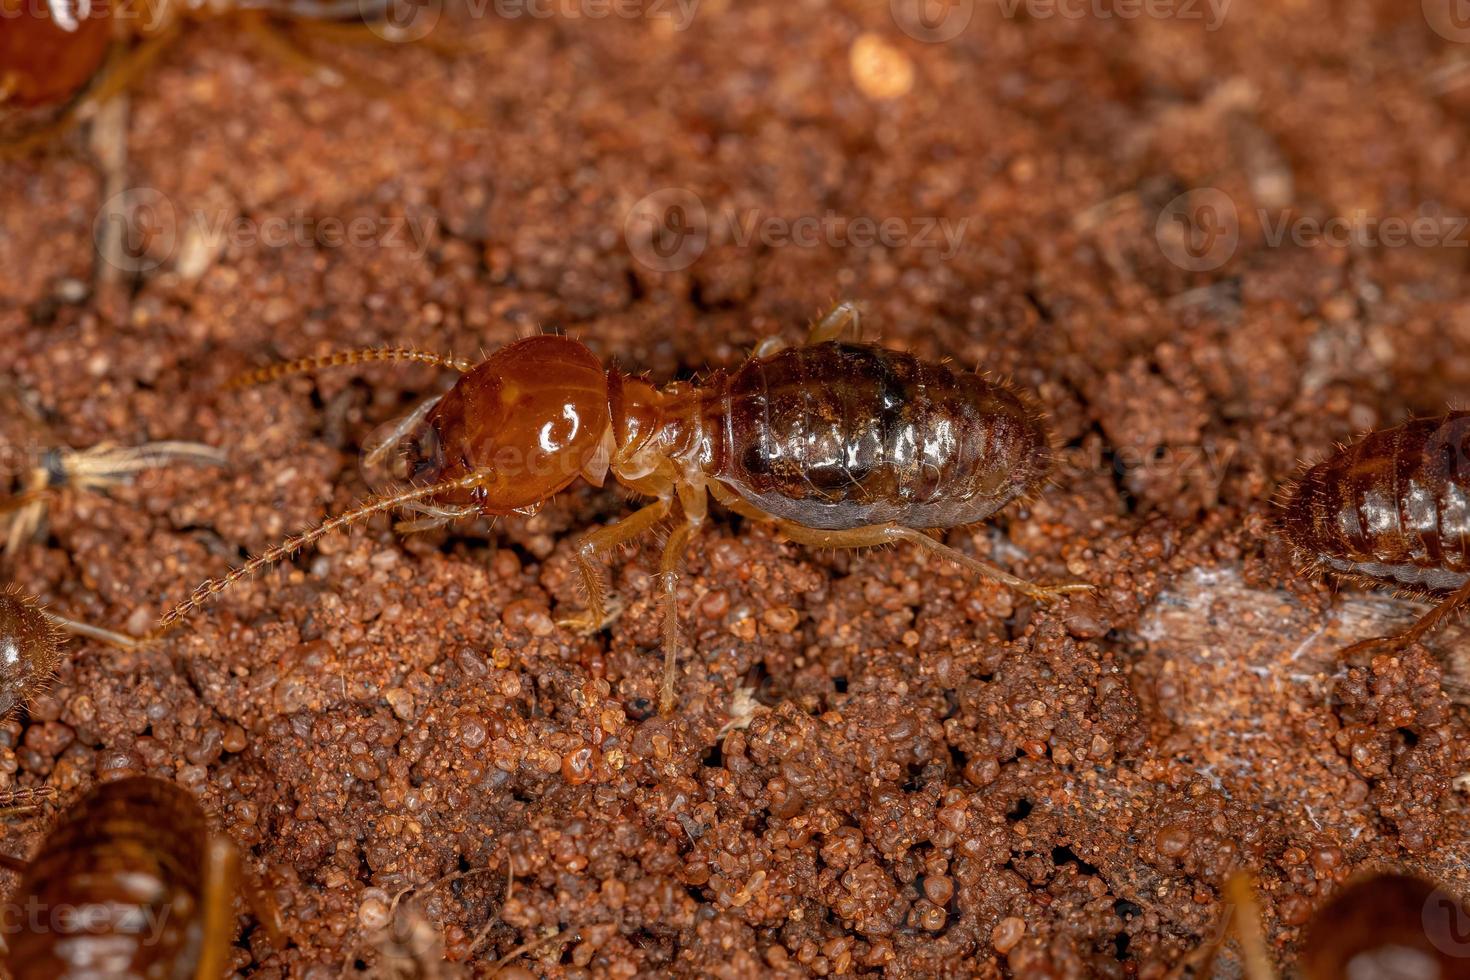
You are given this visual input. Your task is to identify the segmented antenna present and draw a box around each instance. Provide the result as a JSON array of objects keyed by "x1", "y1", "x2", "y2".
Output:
[
  {"x1": 226, "y1": 347, "x2": 473, "y2": 390},
  {"x1": 154, "y1": 473, "x2": 488, "y2": 636}
]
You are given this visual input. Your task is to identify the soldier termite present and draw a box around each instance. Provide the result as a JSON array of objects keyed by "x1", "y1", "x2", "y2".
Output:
[
  {"x1": 0, "y1": 775, "x2": 283, "y2": 977},
  {"x1": 1278, "y1": 412, "x2": 1470, "y2": 661},
  {"x1": 153, "y1": 302, "x2": 1091, "y2": 713}
]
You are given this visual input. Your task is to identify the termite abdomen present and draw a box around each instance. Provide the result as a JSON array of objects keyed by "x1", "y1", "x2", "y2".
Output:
[
  {"x1": 1279, "y1": 412, "x2": 1470, "y2": 658},
  {"x1": 6, "y1": 776, "x2": 244, "y2": 978},
  {"x1": 0, "y1": 586, "x2": 65, "y2": 719},
  {"x1": 1280, "y1": 413, "x2": 1470, "y2": 594},
  {"x1": 1300, "y1": 873, "x2": 1470, "y2": 979},
  {"x1": 715, "y1": 342, "x2": 1051, "y2": 531}
]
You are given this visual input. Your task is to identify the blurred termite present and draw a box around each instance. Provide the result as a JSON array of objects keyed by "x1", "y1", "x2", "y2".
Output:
[
  {"x1": 150, "y1": 302, "x2": 1090, "y2": 713},
  {"x1": 0, "y1": 775, "x2": 284, "y2": 977},
  {"x1": 0, "y1": 0, "x2": 470, "y2": 150},
  {"x1": 1279, "y1": 412, "x2": 1470, "y2": 661},
  {"x1": 0, "y1": 584, "x2": 144, "y2": 720},
  {"x1": 1217, "y1": 871, "x2": 1470, "y2": 980},
  {"x1": 2, "y1": 438, "x2": 226, "y2": 560}
]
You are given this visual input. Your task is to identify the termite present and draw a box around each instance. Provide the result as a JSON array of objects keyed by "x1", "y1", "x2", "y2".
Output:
[
  {"x1": 0, "y1": 775, "x2": 282, "y2": 977},
  {"x1": 0, "y1": 584, "x2": 143, "y2": 720},
  {"x1": 1278, "y1": 412, "x2": 1470, "y2": 660},
  {"x1": 154, "y1": 303, "x2": 1089, "y2": 711},
  {"x1": 0, "y1": 0, "x2": 467, "y2": 149},
  {"x1": 1, "y1": 437, "x2": 226, "y2": 560},
  {"x1": 1217, "y1": 871, "x2": 1470, "y2": 980}
]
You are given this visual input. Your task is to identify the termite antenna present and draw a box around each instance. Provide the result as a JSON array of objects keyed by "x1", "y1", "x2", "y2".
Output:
[
  {"x1": 153, "y1": 472, "x2": 489, "y2": 637},
  {"x1": 225, "y1": 347, "x2": 473, "y2": 390}
]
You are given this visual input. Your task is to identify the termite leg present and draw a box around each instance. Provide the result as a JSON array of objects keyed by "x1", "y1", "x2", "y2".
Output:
[
  {"x1": 56, "y1": 441, "x2": 227, "y2": 491},
  {"x1": 656, "y1": 482, "x2": 706, "y2": 714},
  {"x1": 708, "y1": 484, "x2": 1089, "y2": 602},
  {"x1": 1222, "y1": 872, "x2": 1276, "y2": 980},
  {"x1": 1340, "y1": 578, "x2": 1470, "y2": 662},
  {"x1": 753, "y1": 300, "x2": 865, "y2": 357},
  {"x1": 557, "y1": 498, "x2": 672, "y2": 634},
  {"x1": 41, "y1": 610, "x2": 146, "y2": 650},
  {"x1": 198, "y1": 834, "x2": 245, "y2": 977},
  {"x1": 806, "y1": 300, "x2": 864, "y2": 345}
]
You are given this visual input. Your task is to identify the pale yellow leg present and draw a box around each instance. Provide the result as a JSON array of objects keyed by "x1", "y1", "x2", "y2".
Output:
[
  {"x1": 197, "y1": 834, "x2": 245, "y2": 979},
  {"x1": 709, "y1": 483, "x2": 1089, "y2": 602},
  {"x1": 657, "y1": 519, "x2": 700, "y2": 714},
  {"x1": 752, "y1": 300, "x2": 865, "y2": 359},
  {"x1": 558, "y1": 498, "x2": 671, "y2": 634},
  {"x1": 1340, "y1": 577, "x2": 1470, "y2": 661},
  {"x1": 807, "y1": 300, "x2": 864, "y2": 344},
  {"x1": 43, "y1": 610, "x2": 146, "y2": 650}
]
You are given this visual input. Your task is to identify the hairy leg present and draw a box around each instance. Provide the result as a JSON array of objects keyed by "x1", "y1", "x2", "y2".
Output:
[
  {"x1": 657, "y1": 518, "x2": 700, "y2": 714},
  {"x1": 557, "y1": 498, "x2": 672, "y2": 634},
  {"x1": 708, "y1": 483, "x2": 1089, "y2": 601},
  {"x1": 1340, "y1": 578, "x2": 1470, "y2": 662}
]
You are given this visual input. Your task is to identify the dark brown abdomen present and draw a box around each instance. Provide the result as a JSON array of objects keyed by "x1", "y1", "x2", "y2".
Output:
[
  {"x1": 710, "y1": 342, "x2": 1051, "y2": 530},
  {"x1": 9, "y1": 777, "x2": 210, "y2": 978},
  {"x1": 1281, "y1": 413, "x2": 1470, "y2": 593}
]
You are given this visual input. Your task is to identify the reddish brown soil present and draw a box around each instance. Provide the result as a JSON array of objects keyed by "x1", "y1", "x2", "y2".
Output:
[{"x1": 3, "y1": 1, "x2": 1470, "y2": 976}]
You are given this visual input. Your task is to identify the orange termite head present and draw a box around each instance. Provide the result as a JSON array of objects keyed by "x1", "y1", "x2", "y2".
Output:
[{"x1": 403, "y1": 336, "x2": 613, "y2": 514}]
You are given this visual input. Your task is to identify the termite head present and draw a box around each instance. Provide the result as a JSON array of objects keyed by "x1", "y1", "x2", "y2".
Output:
[
  {"x1": 403, "y1": 336, "x2": 612, "y2": 514},
  {"x1": 0, "y1": 585, "x2": 65, "y2": 718}
]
